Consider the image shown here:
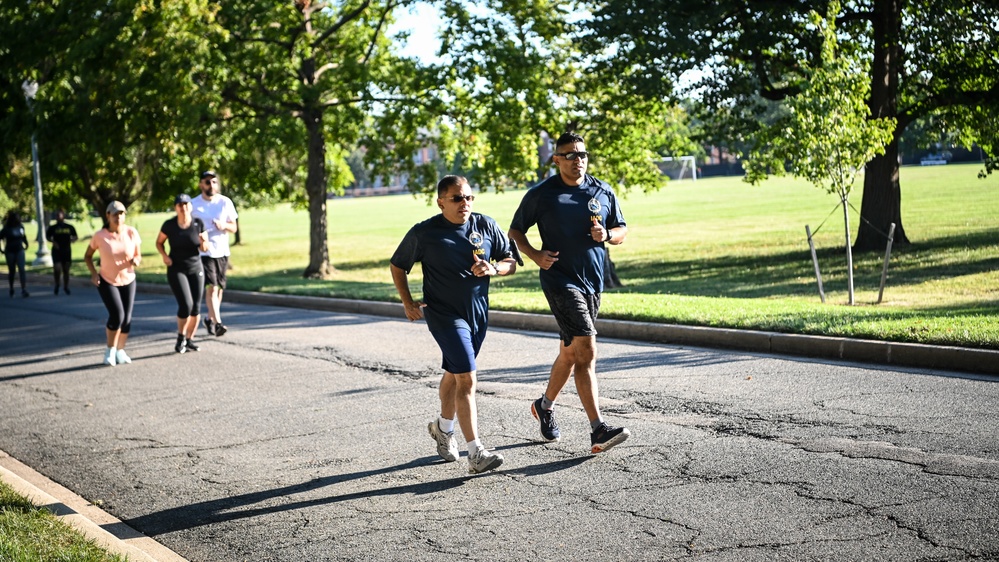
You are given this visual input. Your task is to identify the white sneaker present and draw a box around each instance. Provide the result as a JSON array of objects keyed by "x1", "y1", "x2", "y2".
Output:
[
  {"x1": 468, "y1": 448, "x2": 504, "y2": 474},
  {"x1": 428, "y1": 421, "x2": 459, "y2": 462},
  {"x1": 115, "y1": 349, "x2": 132, "y2": 364},
  {"x1": 103, "y1": 347, "x2": 116, "y2": 367}
]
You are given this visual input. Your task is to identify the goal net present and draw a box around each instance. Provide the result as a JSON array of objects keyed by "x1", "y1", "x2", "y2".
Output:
[{"x1": 659, "y1": 156, "x2": 698, "y2": 181}]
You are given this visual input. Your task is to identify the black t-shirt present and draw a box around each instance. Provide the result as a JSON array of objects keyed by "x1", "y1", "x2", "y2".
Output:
[
  {"x1": 46, "y1": 221, "x2": 78, "y2": 260},
  {"x1": 0, "y1": 224, "x2": 28, "y2": 255},
  {"x1": 390, "y1": 213, "x2": 512, "y2": 336},
  {"x1": 159, "y1": 217, "x2": 205, "y2": 274}
]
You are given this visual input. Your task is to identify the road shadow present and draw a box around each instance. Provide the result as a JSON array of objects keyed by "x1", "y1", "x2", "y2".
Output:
[{"x1": 127, "y1": 454, "x2": 592, "y2": 536}]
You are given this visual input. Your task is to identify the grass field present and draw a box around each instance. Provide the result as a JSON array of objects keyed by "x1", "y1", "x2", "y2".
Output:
[
  {"x1": 13, "y1": 162, "x2": 999, "y2": 349},
  {"x1": 0, "y1": 480, "x2": 125, "y2": 561}
]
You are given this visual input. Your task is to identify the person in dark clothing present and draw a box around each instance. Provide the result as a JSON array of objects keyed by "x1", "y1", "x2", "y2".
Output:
[
  {"x1": 508, "y1": 131, "x2": 631, "y2": 454},
  {"x1": 1, "y1": 211, "x2": 30, "y2": 297},
  {"x1": 46, "y1": 209, "x2": 79, "y2": 295},
  {"x1": 390, "y1": 175, "x2": 517, "y2": 474},
  {"x1": 156, "y1": 194, "x2": 208, "y2": 354}
]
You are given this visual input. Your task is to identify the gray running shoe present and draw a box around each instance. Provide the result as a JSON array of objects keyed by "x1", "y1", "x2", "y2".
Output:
[
  {"x1": 468, "y1": 448, "x2": 504, "y2": 474},
  {"x1": 428, "y1": 421, "x2": 458, "y2": 462}
]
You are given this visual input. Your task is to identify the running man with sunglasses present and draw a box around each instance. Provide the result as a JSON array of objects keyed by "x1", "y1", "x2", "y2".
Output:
[
  {"x1": 508, "y1": 131, "x2": 631, "y2": 454},
  {"x1": 390, "y1": 175, "x2": 518, "y2": 474}
]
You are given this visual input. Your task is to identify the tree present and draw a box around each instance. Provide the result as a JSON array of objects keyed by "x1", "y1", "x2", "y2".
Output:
[
  {"x1": 743, "y1": 1, "x2": 895, "y2": 304},
  {"x1": 215, "y1": 0, "x2": 694, "y2": 278},
  {"x1": 0, "y1": 0, "x2": 221, "y2": 216},
  {"x1": 583, "y1": 0, "x2": 999, "y2": 251}
]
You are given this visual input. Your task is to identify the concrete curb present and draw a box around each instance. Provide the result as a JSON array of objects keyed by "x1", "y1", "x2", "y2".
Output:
[
  {"x1": 0, "y1": 449, "x2": 188, "y2": 562},
  {"x1": 22, "y1": 274, "x2": 999, "y2": 376},
  {"x1": 164, "y1": 284, "x2": 997, "y2": 377}
]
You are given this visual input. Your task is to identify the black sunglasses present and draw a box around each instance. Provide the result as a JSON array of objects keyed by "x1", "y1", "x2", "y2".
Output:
[
  {"x1": 555, "y1": 151, "x2": 589, "y2": 161},
  {"x1": 448, "y1": 195, "x2": 475, "y2": 203}
]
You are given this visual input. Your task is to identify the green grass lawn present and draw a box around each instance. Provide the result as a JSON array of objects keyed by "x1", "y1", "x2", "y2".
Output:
[
  {"x1": 0, "y1": 480, "x2": 126, "y2": 562},
  {"x1": 16, "y1": 162, "x2": 999, "y2": 349}
]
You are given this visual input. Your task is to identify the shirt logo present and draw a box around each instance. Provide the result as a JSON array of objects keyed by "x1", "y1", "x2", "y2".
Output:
[
  {"x1": 587, "y1": 198, "x2": 602, "y2": 213},
  {"x1": 468, "y1": 231, "x2": 483, "y2": 248}
]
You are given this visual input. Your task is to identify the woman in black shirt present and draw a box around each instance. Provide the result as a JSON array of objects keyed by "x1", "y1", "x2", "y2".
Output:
[{"x1": 156, "y1": 194, "x2": 208, "y2": 353}]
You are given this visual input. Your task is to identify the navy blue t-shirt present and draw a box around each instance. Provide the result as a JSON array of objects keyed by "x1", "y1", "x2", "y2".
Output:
[
  {"x1": 509, "y1": 173, "x2": 626, "y2": 295},
  {"x1": 390, "y1": 213, "x2": 512, "y2": 336}
]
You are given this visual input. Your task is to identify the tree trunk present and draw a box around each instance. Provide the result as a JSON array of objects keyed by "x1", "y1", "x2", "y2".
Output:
[
  {"x1": 855, "y1": 0, "x2": 910, "y2": 252},
  {"x1": 856, "y1": 142, "x2": 909, "y2": 251},
  {"x1": 302, "y1": 107, "x2": 333, "y2": 279},
  {"x1": 603, "y1": 248, "x2": 623, "y2": 289}
]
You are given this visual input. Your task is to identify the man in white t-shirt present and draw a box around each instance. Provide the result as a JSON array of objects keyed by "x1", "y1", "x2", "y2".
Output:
[{"x1": 191, "y1": 170, "x2": 238, "y2": 336}]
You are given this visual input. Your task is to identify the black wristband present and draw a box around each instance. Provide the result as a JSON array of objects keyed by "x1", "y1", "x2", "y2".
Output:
[{"x1": 605, "y1": 229, "x2": 612, "y2": 243}]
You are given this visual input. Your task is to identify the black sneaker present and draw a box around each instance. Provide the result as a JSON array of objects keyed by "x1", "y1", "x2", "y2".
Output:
[
  {"x1": 531, "y1": 398, "x2": 560, "y2": 442},
  {"x1": 21, "y1": 290, "x2": 29, "y2": 298},
  {"x1": 54, "y1": 286, "x2": 59, "y2": 295},
  {"x1": 590, "y1": 423, "x2": 631, "y2": 454},
  {"x1": 214, "y1": 324, "x2": 227, "y2": 337},
  {"x1": 204, "y1": 318, "x2": 215, "y2": 336},
  {"x1": 64, "y1": 287, "x2": 71, "y2": 295},
  {"x1": 185, "y1": 339, "x2": 200, "y2": 352},
  {"x1": 174, "y1": 334, "x2": 186, "y2": 354}
]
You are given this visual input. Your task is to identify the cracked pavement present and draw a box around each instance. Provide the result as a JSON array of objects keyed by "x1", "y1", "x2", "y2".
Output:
[{"x1": 1, "y1": 289, "x2": 998, "y2": 561}]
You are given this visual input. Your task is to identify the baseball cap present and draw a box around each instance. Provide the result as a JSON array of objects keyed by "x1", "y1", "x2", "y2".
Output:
[
  {"x1": 200, "y1": 170, "x2": 218, "y2": 180},
  {"x1": 174, "y1": 193, "x2": 192, "y2": 205},
  {"x1": 106, "y1": 200, "x2": 126, "y2": 214}
]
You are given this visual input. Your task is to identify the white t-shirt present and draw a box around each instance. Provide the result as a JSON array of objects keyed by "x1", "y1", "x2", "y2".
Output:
[{"x1": 191, "y1": 194, "x2": 238, "y2": 258}]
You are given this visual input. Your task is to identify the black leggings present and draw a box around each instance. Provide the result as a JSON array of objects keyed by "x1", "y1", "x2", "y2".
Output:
[
  {"x1": 5, "y1": 251, "x2": 26, "y2": 290},
  {"x1": 97, "y1": 277, "x2": 136, "y2": 332},
  {"x1": 167, "y1": 267, "x2": 203, "y2": 318}
]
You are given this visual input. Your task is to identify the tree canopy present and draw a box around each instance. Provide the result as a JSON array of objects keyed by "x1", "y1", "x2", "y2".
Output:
[
  {"x1": 584, "y1": 0, "x2": 999, "y2": 251},
  {"x1": 2, "y1": 0, "x2": 694, "y2": 277}
]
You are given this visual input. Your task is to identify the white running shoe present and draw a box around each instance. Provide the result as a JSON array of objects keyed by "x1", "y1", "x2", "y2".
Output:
[
  {"x1": 428, "y1": 421, "x2": 459, "y2": 462},
  {"x1": 103, "y1": 347, "x2": 116, "y2": 367},
  {"x1": 115, "y1": 349, "x2": 132, "y2": 364},
  {"x1": 468, "y1": 448, "x2": 504, "y2": 474}
]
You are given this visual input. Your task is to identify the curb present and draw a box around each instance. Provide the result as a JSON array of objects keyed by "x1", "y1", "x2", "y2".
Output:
[
  {"x1": 0, "y1": 449, "x2": 188, "y2": 562},
  {"x1": 176, "y1": 284, "x2": 997, "y2": 377},
  {"x1": 19, "y1": 274, "x2": 999, "y2": 376}
]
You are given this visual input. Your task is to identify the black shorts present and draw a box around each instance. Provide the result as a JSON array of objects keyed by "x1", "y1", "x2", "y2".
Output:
[
  {"x1": 543, "y1": 287, "x2": 601, "y2": 347},
  {"x1": 202, "y1": 256, "x2": 228, "y2": 289}
]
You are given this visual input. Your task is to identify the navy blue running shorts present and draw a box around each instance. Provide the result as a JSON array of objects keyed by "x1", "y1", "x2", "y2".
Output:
[{"x1": 430, "y1": 323, "x2": 485, "y2": 374}]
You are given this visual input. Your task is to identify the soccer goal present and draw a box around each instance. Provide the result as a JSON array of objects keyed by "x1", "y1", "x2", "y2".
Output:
[{"x1": 660, "y1": 156, "x2": 698, "y2": 181}]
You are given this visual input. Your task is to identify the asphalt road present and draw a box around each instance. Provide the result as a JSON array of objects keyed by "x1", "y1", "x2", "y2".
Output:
[{"x1": 2, "y1": 286, "x2": 998, "y2": 561}]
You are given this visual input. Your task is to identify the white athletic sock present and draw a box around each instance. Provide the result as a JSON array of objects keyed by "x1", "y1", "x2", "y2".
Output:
[
  {"x1": 438, "y1": 416, "x2": 455, "y2": 433},
  {"x1": 467, "y1": 439, "x2": 483, "y2": 454}
]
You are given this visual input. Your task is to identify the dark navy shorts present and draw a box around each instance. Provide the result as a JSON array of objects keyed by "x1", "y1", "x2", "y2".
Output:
[
  {"x1": 543, "y1": 287, "x2": 600, "y2": 347},
  {"x1": 430, "y1": 322, "x2": 485, "y2": 374}
]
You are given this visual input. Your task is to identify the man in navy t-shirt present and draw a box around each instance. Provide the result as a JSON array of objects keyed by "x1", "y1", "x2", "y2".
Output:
[
  {"x1": 509, "y1": 131, "x2": 631, "y2": 454},
  {"x1": 391, "y1": 175, "x2": 518, "y2": 474},
  {"x1": 46, "y1": 209, "x2": 78, "y2": 295}
]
